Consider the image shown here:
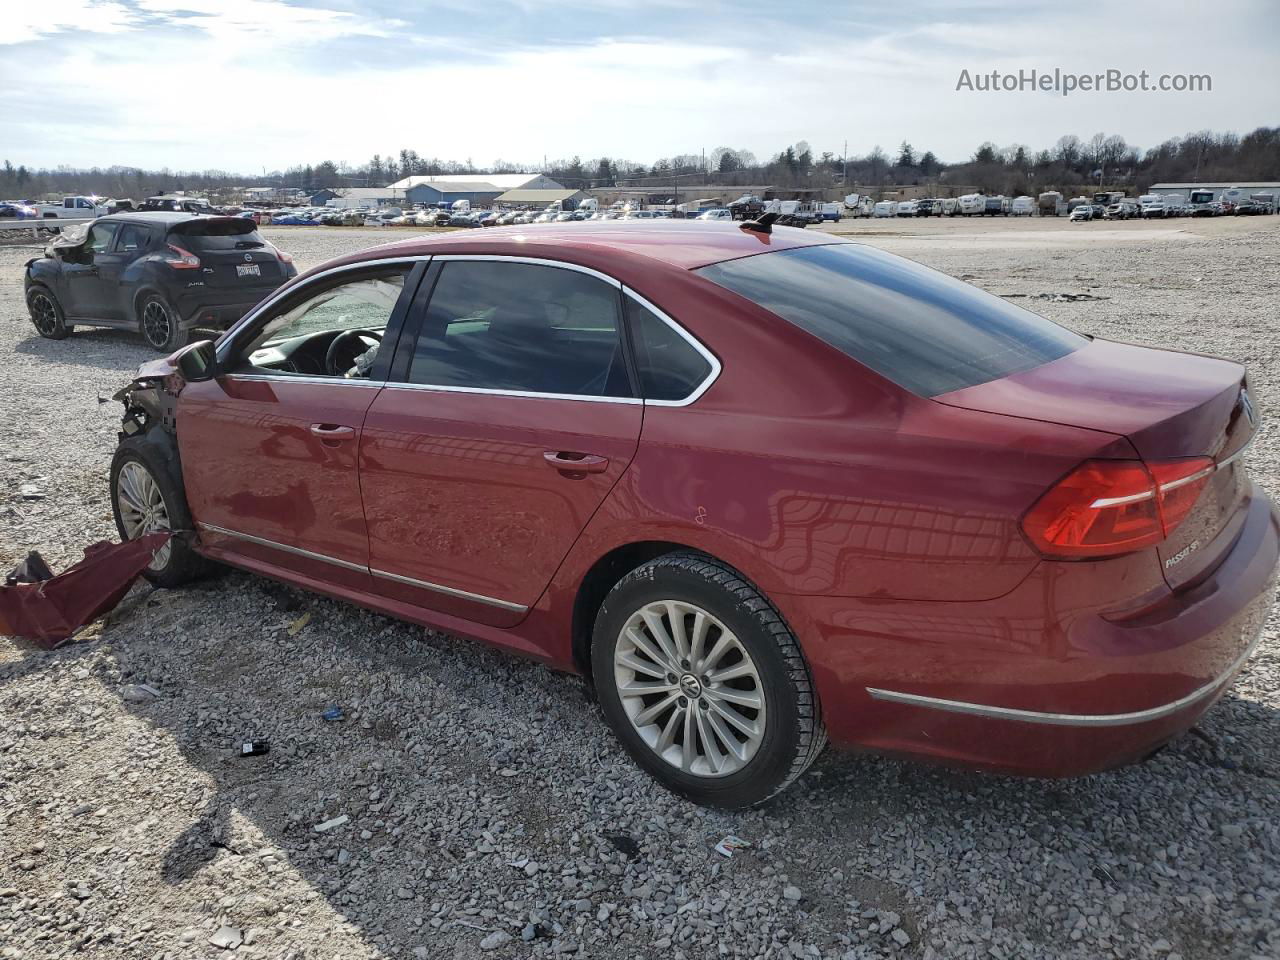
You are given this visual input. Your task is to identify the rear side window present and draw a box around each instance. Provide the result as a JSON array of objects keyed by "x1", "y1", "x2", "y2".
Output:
[
  {"x1": 115, "y1": 224, "x2": 149, "y2": 253},
  {"x1": 625, "y1": 296, "x2": 713, "y2": 401},
  {"x1": 697, "y1": 244, "x2": 1084, "y2": 396},
  {"x1": 407, "y1": 260, "x2": 632, "y2": 398},
  {"x1": 169, "y1": 219, "x2": 264, "y2": 251}
]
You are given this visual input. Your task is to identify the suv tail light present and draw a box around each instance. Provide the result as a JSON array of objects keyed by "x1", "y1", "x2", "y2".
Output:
[
  {"x1": 162, "y1": 243, "x2": 200, "y2": 269},
  {"x1": 1022, "y1": 457, "x2": 1215, "y2": 558},
  {"x1": 268, "y1": 243, "x2": 293, "y2": 264}
]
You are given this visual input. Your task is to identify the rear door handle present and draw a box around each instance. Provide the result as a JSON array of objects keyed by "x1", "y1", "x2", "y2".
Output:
[
  {"x1": 310, "y1": 423, "x2": 355, "y2": 442},
  {"x1": 543, "y1": 451, "x2": 609, "y2": 475}
]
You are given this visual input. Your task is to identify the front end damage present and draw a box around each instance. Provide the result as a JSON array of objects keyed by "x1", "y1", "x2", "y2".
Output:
[{"x1": 113, "y1": 356, "x2": 185, "y2": 439}]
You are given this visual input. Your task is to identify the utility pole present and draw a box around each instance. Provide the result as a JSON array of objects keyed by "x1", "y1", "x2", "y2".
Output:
[{"x1": 843, "y1": 140, "x2": 848, "y2": 185}]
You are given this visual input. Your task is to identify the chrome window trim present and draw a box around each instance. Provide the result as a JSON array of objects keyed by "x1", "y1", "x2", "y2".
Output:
[
  {"x1": 215, "y1": 255, "x2": 430, "y2": 365},
  {"x1": 198, "y1": 522, "x2": 367, "y2": 573},
  {"x1": 225, "y1": 373, "x2": 387, "y2": 388},
  {"x1": 370, "y1": 567, "x2": 528, "y2": 613},
  {"x1": 622, "y1": 286, "x2": 722, "y2": 408},
  {"x1": 431, "y1": 253, "x2": 623, "y2": 288},
  {"x1": 382, "y1": 382, "x2": 641, "y2": 405},
  {"x1": 198, "y1": 522, "x2": 528, "y2": 612},
  {"x1": 866, "y1": 621, "x2": 1263, "y2": 727}
]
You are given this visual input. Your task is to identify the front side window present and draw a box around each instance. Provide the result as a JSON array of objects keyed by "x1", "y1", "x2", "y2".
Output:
[
  {"x1": 235, "y1": 268, "x2": 408, "y2": 378},
  {"x1": 407, "y1": 260, "x2": 632, "y2": 398},
  {"x1": 85, "y1": 222, "x2": 118, "y2": 254},
  {"x1": 697, "y1": 243, "x2": 1084, "y2": 397}
]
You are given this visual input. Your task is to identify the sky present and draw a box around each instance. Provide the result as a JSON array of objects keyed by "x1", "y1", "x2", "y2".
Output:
[{"x1": 2, "y1": 0, "x2": 1278, "y2": 175}]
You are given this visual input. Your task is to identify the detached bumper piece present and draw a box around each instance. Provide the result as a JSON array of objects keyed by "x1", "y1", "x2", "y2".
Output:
[{"x1": 0, "y1": 533, "x2": 170, "y2": 648}]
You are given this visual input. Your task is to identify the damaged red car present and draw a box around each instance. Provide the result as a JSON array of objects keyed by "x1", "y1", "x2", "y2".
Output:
[{"x1": 110, "y1": 221, "x2": 1276, "y2": 807}]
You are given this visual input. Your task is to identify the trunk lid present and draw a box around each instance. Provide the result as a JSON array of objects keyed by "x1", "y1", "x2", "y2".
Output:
[{"x1": 935, "y1": 338, "x2": 1256, "y2": 589}]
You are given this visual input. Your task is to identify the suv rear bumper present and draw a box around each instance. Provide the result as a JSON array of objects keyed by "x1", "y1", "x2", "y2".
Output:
[{"x1": 780, "y1": 483, "x2": 1278, "y2": 777}]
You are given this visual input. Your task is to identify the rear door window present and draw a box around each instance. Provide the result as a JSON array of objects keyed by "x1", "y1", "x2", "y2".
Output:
[
  {"x1": 115, "y1": 224, "x2": 149, "y2": 253},
  {"x1": 406, "y1": 260, "x2": 633, "y2": 398},
  {"x1": 697, "y1": 243, "x2": 1084, "y2": 396},
  {"x1": 625, "y1": 296, "x2": 713, "y2": 402},
  {"x1": 85, "y1": 222, "x2": 118, "y2": 254}
]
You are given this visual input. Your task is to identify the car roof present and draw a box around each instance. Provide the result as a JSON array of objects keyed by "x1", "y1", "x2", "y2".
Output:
[
  {"x1": 358, "y1": 221, "x2": 840, "y2": 273},
  {"x1": 103, "y1": 212, "x2": 234, "y2": 226}
]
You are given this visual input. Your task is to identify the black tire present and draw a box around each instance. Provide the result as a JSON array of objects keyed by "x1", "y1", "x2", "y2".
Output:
[
  {"x1": 110, "y1": 434, "x2": 206, "y2": 587},
  {"x1": 27, "y1": 285, "x2": 72, "y2": 340},
  {"x1": 136, "y1": 292, "x2": 187, "y2": 353},
  {"x1": 591, "y1": 552, "x2": 826, "y2": 808}
]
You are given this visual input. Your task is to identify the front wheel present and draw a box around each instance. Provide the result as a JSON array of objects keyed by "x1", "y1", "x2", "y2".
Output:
[
  {"x1": 137, "y1": 293, "x2": 187, "y2": 353},
  {"x1": 592, "y1": 552, "x2": 826, "y2": 808},
  {"x1": 111, "y1": 436, "x2": 206, "y2": 587},
  {"x1": 27, "y1": 286, "x2": 72, "y2": 340}
]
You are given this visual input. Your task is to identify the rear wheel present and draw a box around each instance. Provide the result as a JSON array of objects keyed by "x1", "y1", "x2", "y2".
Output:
[
  {"x1": 137, "y1": 293, "x2": 186, "y2": 352},
  {"x1": 27, "y1": 286, "x2": 72, "y2": 340},
  {"x1": 592, "y1": 552, "x2": 826, "y2": 808}
]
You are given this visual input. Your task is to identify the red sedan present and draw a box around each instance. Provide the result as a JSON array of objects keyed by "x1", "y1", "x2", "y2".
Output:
[{"x1": 111, "y1": 221, "x2": 1276, "y2": 807}]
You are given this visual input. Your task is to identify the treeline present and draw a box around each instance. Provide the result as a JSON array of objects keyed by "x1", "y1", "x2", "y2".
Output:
[{"x1": 3, "y1": 127, "x2": 1276, "y2": 201}]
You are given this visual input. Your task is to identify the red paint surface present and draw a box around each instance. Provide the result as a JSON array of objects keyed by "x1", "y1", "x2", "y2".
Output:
[{"x1": 176, "y1": 223, "x2": 1276, "y2": 777}]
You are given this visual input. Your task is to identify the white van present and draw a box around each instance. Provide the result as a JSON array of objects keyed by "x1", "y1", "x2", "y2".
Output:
[
  {"x1": 1138, "y1": 194, "x2": 1166, "y2": 218},
  {"x1": 957, "y1": 194, "x2": 985, "y2": 216},
  {"x1": 819, "y1": 202, "x2": 841, "y2": 222},
  {"x1": 895, "y1": 200, "x2": 918, "y2": 217},
  {"x1": 872, "y1": 201, "x2": 896, "y2": 218}
]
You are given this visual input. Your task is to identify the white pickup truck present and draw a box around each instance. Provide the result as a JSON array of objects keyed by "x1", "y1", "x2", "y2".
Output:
[{"x1": 35, "y1": 196, "x2": 109, "y2": 219}]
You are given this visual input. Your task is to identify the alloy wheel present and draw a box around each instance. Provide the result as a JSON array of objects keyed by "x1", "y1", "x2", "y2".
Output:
[
  {"x1": 141, "y1": 300, "x2": 171, "y2": 348},
  {"x1": 115, "y1": 461, "x2": 172, "y2": 570},
  {"x1": 30, "y1": 292, "x2": 58, "y2": 335},
  {"x1": 613, "y1": 600, "x2": 766, "y2": 778}
]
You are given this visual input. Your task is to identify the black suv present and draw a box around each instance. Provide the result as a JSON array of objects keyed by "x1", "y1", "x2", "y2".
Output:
[{"x1": 23, "y1": 213, "x2": 297, "y2": 351}]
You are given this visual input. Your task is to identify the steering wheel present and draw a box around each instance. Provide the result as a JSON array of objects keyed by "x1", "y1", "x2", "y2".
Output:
[{"x1": 325, "y1": 329, "x2": 382, "y2": 377}]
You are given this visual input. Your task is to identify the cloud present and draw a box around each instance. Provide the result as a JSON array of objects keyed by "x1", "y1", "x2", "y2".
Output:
[{"x1": 2, "y1": 0, "x2": 137, "y2": 43}]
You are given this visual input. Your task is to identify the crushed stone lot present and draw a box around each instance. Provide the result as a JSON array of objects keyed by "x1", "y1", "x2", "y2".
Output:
[{"x1": 2, "y1": 217, "x2": 1279, "y2": 960}]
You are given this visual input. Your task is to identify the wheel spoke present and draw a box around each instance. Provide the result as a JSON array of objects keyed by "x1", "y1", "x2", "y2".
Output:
[
  {"x1": 617, "y1": 679, "x2": 676, "y2": 697},
  {"x1": 699, "y1": 631, "x2": 736, "y2": 672},
  {"x1": 704, "y1": 708, "x2": 748, "y2": 762},
  {"x1": 680, "y1": 704, "x2": 696, "y2": 772},
  {"x1": 687, "y1": 610, "x2": 709, "y2": 667},
  {"x1": 708, "y1": 661, "x2": 756, "y2": 684},
  {"x1": 694, "y1": 708, "x2": 724, "y2": 774},
  {"x1": 624, "y1": 626, "x2": 673, "y2": 673},
  {"x1": 706, "y1": 685, "x2": 762, "y2": 711},
  {"x1": 633, "y1": 692, "x2": 679, "y2": 727},
  {"x1": 655, "y1": 705, "x2": 683, "y2": 753},
  {"x1": 707, "y1": 698, "x2": 760, "y2": 740},
  {"x1": 617, "y1": 652, "x2": 667, "y2": 679},
  {"x1": 665, "y1": 601, "x2": 690, "y2": 660},
  {"x1": 641, "y1": 609, "x2": 680, "y2": 665}
]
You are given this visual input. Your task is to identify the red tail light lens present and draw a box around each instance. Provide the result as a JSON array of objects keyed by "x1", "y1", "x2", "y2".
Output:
[
  {"x1": 269, "y1": 243, "x2": 293, "y2": 264},
  {"x1": 1022, "y1": 457, "x2": 1214, "y2": 558},
  {"x1": 163, "y1": 243, "x2": 200, "y2": 269}
]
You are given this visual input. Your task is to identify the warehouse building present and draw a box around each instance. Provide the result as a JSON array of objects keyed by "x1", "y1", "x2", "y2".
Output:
[
  {"x1": 389, "y1": 173, "x2": 564, "y2": 208},
  {"x1": 495, "y1": 188, "x2": 585, "y2": 209},
  {"x1": 313, "y1": 186, "x2": 408, "y2": 207},
  {"x1": 1150, "y1": 181, "x2": 1280, "y2": 202}
]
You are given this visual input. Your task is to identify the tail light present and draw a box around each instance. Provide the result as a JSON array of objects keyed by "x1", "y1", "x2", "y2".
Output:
[
  {"x1": 268, "y1": 243, "x2": 293, "y2": 264},
  {"x1": 1022, "y1": 457, "x2": 1215, "y2": 558},
  {"x1": 163, "y1": 243, "x2": 200, "y2": 269}
]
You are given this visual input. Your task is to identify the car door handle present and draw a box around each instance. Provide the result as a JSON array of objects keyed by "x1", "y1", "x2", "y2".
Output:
[
  {"x1": 543, "y1": 451, "x2": 609, "y2": 475},
  {"x1": 310, "y1": 423, "x2": 355, "y2": 441}
]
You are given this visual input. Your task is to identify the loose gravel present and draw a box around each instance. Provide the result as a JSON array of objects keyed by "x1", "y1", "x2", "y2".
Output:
[{"x1": 2, "y1": 218, "x2": 1278, "y2": 960}]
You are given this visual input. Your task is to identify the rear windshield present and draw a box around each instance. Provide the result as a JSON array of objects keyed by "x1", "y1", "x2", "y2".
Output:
[
  {"x1": 696, "y1": 243, "x2": 1084, "y2": 396},
  {"x1": 169, "y1": 219, "x2": 264, "y2": 250}
]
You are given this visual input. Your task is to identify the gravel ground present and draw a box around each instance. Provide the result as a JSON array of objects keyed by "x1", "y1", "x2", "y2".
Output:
[{"x1": 2, "y1": 217, "x2": 1279, "y2": 960}]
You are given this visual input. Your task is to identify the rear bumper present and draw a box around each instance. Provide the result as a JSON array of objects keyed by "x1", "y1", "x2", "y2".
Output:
[
  {"x1": 780, "y1": 483, "x2": 1278, "y2": 777},
  {"x1": 172, "y1": 272, "x2": 294, "y2": 331}
]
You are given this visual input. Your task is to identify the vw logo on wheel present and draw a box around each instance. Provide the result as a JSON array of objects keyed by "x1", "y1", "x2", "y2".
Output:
[{"x1": 679, "y1": 674, "x2": 703, "y2": 698}]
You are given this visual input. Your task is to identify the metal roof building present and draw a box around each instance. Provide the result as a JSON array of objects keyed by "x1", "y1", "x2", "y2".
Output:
[
  {"x1": 495, "y1": 188, "x2": 585, "y2": 208},
  {"x1": 1150, "y1": 182, "x2": 1280, "y2": 200},
  {"x1": 389, "y1": 173, "x2": 565, "y2": 208}
]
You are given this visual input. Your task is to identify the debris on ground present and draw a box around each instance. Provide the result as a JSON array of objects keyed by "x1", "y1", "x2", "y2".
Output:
[
  {"x1": 714, "y1": 835, "x2": 752, "y2": 858},
  {"x1": 287, "y1": 611, "x2": 311, "y2": 636},
  {"x1": 239, "y1": 739, "x2": 270, "y2": 757},
  {"x1": 0, "y1": 533, "x2": 169, "y2": 647},
  {"x1": 314, "y1": 815, "x2": 350, "y2": 833},
  {"x1": 321, "y1": 705, "x2": 345, "y2": 722}
]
